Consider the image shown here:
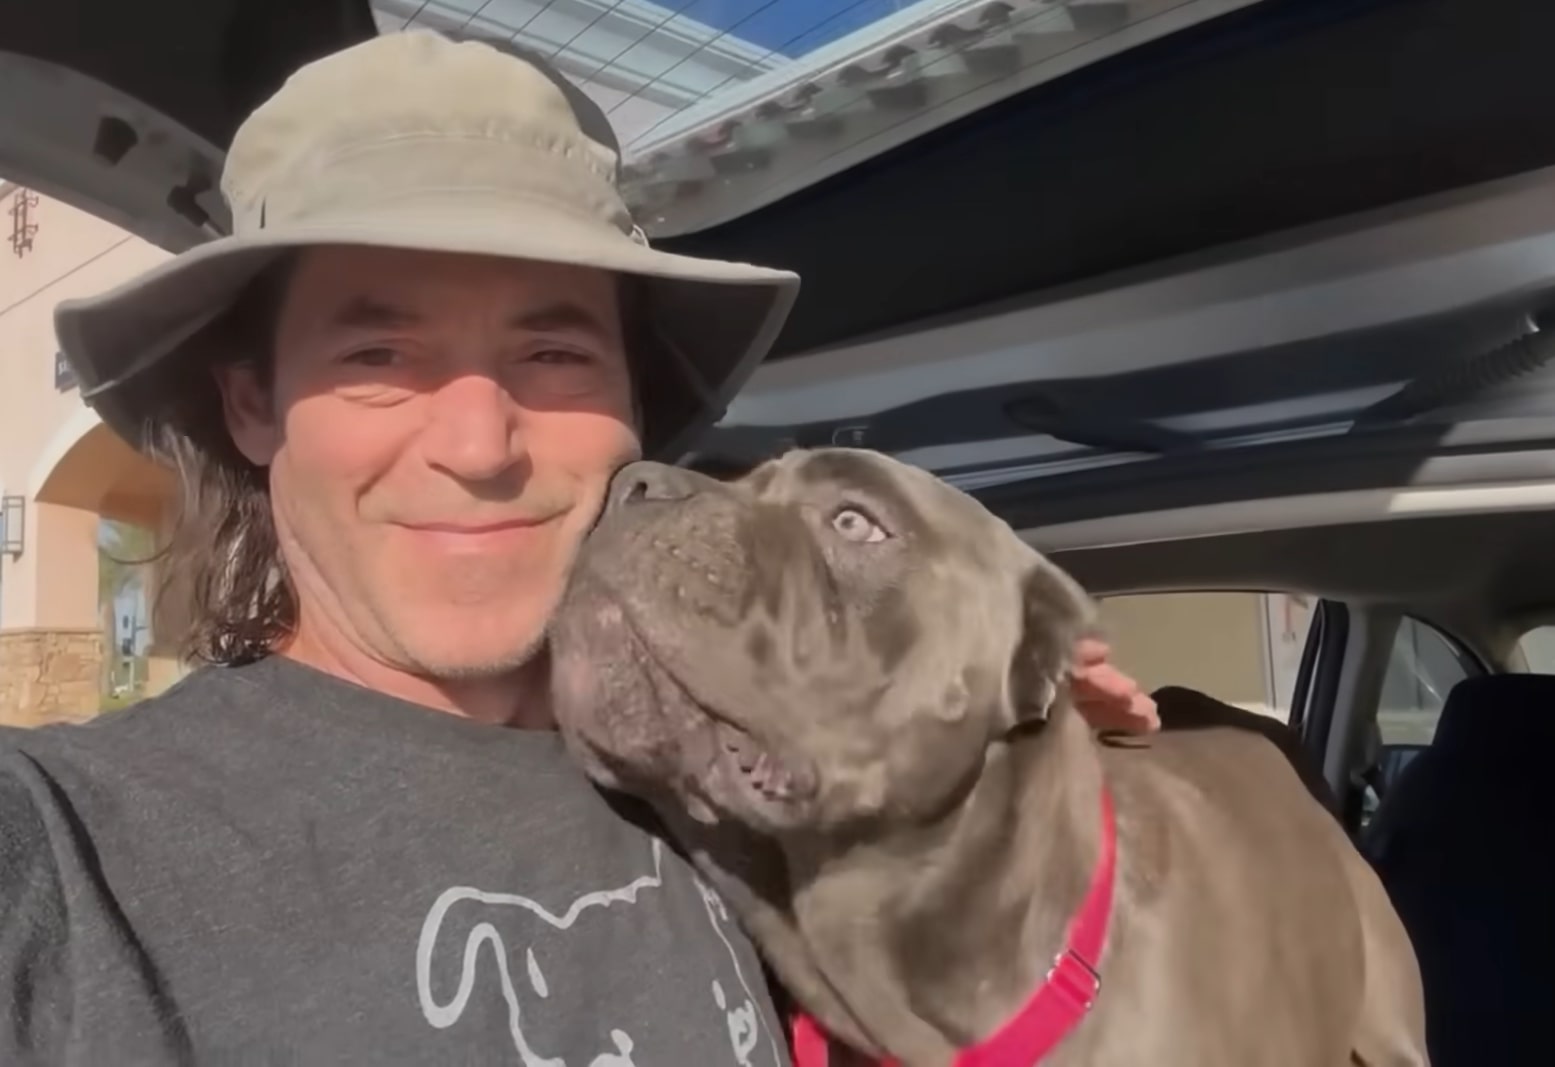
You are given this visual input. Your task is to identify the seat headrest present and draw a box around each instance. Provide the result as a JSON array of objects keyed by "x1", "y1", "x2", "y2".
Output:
[{"x1": 1432, "y1": 673, "x2": 1555, "y2": 753}]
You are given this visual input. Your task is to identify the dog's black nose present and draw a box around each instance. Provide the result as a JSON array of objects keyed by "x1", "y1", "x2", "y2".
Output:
[{"x1": 607, "y1": 461, "x2": 707, "y2": 512}]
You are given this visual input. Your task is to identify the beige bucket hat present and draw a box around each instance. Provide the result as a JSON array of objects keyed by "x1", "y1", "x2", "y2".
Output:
[{"x1": 54, "y1": 29, "x2": 799, "y2": 458}]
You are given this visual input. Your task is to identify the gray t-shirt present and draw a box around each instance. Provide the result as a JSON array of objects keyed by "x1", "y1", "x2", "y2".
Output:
[{"x1": 0, "y1": 656, "x2": 791, "y2": 1066}]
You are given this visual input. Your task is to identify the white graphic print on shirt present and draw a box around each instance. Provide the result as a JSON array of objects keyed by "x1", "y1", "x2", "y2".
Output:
[{"x1": 416, "y1": 838, "x2": 784, "y2": 1066}]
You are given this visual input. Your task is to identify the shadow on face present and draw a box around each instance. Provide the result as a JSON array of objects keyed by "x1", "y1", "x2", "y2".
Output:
[{"x1": 549, "y1": 447, "x2": 1094, "y2": 835}]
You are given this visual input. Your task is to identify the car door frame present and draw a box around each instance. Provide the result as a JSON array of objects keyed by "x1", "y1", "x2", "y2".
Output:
[{"x1": 1290, "y1": 600, "x2": 1491, "y2": 835}]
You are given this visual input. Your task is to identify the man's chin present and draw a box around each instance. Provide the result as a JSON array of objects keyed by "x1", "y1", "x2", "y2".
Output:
[
  {"x1": 414, "y1": 654, "x2": 539, "y2": 682},
  {"x1": 376, "y1": 589, "x2": 560, "y2": 680},
  {"x1": 392, "y1": 621, "x2": 550, "y2": 683}
]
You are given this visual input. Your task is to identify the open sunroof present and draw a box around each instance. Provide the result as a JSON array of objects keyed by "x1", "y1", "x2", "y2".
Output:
[{"x1": 374, "y1": 0, "x2": 1267, "y2": 235}]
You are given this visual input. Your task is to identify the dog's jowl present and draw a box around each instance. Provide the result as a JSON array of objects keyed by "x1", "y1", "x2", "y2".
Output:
[{"x1": 549, "y1": 447, "x2": 1429, "y2": 1067}]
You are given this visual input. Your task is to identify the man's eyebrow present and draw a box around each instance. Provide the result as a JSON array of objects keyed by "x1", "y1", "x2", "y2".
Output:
[
  {"x1": 330, "y1": 296, "x2": 423, "y2": 331},
  {"x1": 325, "y1": 298, "x2": 610, "y2": 336},
  {"x1": 511, "y1": 301, "x2": 612, "y2": 336}
]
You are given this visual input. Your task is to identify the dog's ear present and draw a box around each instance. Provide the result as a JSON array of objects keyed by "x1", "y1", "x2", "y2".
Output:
[{"x1": 1008, "y1": 557, "x2": 1098, "y2": 727}]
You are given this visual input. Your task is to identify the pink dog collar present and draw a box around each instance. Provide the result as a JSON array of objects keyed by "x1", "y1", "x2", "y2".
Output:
[{"x1": 791, "y1": 784, "x2": 1117, "y2": 1067}]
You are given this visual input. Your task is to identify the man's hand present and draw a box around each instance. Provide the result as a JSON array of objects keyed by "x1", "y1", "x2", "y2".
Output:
[{"x1": 1070, "y1": 638, "x2": 1159, "y2": 734}]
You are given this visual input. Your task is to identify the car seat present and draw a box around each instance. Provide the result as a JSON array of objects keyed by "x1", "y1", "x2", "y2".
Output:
[{"x1": 1362, "y1": 674, "x2": 1555, "y2": 1067}]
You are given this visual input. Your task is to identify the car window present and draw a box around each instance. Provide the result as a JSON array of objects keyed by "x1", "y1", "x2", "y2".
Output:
[
  {"x1": 1355, "y1": 616, "x2": 1481, "y2": 831},
  {"x1": 1516, "y1": 624, "x2": 1555, "y2": 672},
  {"x1": 1376, "y1": 617, "x2": 1479, "y2": 747},
  {"x1": 1095, "y1": 591, "x2": 1315, "y2": 723}
]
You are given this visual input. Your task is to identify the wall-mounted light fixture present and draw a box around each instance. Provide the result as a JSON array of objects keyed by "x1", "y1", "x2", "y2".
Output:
[{"x1": 1, "y1": 494, "x2": 25, "y2": 557}]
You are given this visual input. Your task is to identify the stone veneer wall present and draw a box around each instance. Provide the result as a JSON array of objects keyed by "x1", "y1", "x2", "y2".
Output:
[{"x1": 0, "y1": 628, "x2": 104, "y2": 727}]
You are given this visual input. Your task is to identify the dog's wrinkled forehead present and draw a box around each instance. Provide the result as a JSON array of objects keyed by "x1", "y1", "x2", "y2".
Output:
[
  {"x1": 742, "y1": 448, "x2": 1020, "y2": 558},
  {"x1": 744, "y1": 449, "x2": 906, "y2": 510},
  {"x1": 752, "y1": 448, "x2": 914, "y2": 496}
]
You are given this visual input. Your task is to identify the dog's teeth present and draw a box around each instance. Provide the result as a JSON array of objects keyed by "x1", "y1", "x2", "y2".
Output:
[
  {"x1": 724, "y1": 734, "x2": 757, "y2": 771},
  {"x1": 717, "y1": 724, "x2": 801, "y2": 802},
  {"x1": 721, "y1": 727, "x2": 763, "y2": 772}
]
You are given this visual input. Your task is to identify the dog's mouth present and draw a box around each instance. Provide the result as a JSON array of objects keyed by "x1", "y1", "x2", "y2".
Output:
[
  {"x1": 643, "y1": 634, "x2": 820, "y2": 831},
  {"x1": 707, "y1": 716, "x2": 817, "y2": 822},
  {"x1": 556, "y1": 583, "x2": 819, "y2": 832}
]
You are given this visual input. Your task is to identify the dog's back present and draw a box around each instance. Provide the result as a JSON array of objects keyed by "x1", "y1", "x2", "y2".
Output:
[
  {"x1": 1151, "y1": 685, "x2": 1341, "y2": 815},
  {"x1": 1072, "y1": 698, "x2": 1427, "y2": 1066}
]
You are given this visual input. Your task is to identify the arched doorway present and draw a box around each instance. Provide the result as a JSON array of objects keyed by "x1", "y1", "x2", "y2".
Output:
[{"x1": 0, "y1": 413, "x2": 173, "y2": 726}]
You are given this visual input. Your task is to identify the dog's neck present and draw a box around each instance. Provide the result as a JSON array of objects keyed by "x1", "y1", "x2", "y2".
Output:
[{"x1": 778, "y1": 702, "x2": 1106, "y2": 1060}]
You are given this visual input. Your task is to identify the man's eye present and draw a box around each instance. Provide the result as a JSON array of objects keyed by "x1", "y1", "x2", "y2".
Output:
[
  {"x1": 511, "y1": 348, "x2": 614, "y2": 399},
  {"x1": 830, "y1": 506, "x2": 889, "y2": 544},
  {"x1": 340, "y1": 347, "x2": 401, "y2": 367},
  {"x1": 529, "y1": 349, "x2": 594, "y2": 366}
]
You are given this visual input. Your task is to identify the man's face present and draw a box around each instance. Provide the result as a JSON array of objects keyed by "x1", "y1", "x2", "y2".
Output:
[{"x1": 221, "y1": 246, "x2": 640, "y2": 680}]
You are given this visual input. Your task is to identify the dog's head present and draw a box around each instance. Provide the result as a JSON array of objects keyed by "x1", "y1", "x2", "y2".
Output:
[{"x1": 548, "y1": 448, "x2": 1096, "y2": 834}]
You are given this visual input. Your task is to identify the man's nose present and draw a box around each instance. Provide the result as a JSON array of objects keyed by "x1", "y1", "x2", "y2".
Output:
[
  {"x1": 423, "y1": 375, "x2": 523, "y2": 482},
  {"x1": 606, "y1": 461, "x2": 711, "y2": 512}
]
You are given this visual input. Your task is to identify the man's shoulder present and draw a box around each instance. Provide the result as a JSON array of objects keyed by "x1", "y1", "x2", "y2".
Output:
[
  {"x1": 1, "y1": 666, "x2": 232, "y2": 766},
  {"x1": 0, "y1": 666, "x2": 270, "y2": 831},
  {"x1": 0, "y1": 666, "x2": 281, "y2": 1062}
]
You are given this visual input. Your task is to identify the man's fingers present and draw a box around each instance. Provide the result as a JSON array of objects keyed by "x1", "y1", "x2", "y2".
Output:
[
  {"x1": 1075, "y1": 661, "x2": 1136, "y2": 701},
  {"x1": 1071, "y1": 654, "x2": 1161, "y2": 733},
  {"x1": 1126, "y1": 690, "x2": 1161, "y2": 731},
  {"x1": 1073, "y1": 638, "x2": 1111, "y2": 667}
]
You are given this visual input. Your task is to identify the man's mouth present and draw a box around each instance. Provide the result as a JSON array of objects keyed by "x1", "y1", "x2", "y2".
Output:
[
  {"x1": 393, "y1": 513, "x2": 566, "y2": 552},
  {"x1": 403, "y1": 517, "x2": 551, "y2": 534}
]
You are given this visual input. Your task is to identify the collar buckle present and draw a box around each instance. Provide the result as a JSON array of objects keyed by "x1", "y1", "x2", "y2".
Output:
[{"x1": 1046, "y1": 947, "x2": 1102, "y2": 1013}]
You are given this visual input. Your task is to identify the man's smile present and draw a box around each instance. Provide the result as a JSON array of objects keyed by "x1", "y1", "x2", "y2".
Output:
[{"x1": 391, "y1": 513, "x2": 566, "y2": 552}]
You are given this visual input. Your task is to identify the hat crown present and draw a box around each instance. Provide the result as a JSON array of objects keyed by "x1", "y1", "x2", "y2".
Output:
[{"x1": 220, "y1": 30, "x2": 627, "y2": 235}]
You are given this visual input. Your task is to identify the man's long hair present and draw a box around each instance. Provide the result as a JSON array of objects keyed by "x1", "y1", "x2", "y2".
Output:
[{"x1": 149, "y1": 260, "x2": 296, "y2": 666}]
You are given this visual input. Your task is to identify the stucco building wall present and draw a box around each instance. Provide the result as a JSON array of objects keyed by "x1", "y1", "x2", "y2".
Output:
[{"x1": 0, "y1": 186, "x2": 175, "y2": 725}]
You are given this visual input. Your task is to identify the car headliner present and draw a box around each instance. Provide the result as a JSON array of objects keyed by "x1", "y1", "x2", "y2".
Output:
[{"x1": 1048, "y1": 500, "x2": 1555, "y2": 667}]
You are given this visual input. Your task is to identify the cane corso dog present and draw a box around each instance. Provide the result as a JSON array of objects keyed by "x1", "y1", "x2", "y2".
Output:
[{"x1": 548, "y1": 448, "x2": 1428, "y2": 1067}]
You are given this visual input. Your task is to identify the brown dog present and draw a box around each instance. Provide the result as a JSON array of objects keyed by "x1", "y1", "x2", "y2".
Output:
[{"x1": 548, "y1": 448, "x2": 1428, "y2": 1067}]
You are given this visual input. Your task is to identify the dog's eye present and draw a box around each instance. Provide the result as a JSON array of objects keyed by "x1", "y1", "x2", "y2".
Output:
[{"x1": 831, "y1": 506, "x2": 889, "y2": 544}]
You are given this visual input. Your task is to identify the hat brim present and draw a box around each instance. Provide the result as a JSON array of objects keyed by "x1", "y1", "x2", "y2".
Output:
[{"x1": 54, "y1": 197, "x2": 799, "y2": 459}]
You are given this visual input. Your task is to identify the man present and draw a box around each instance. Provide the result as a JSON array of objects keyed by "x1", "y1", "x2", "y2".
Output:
[{"x1": 0, "y1": 31, "x2": 1156, "y2": 1065}]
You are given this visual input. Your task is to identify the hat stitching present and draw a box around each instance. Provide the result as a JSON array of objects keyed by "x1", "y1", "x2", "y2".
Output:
[
  {"x1": 301, "y1": 130, "x2": 614, "y2": 181},
  {"x1": 225, "y1": 131, "x2": 618, "y2": 209},
  {"x1": 247, "y1": 184, "x2": 636, "y2": 240}
]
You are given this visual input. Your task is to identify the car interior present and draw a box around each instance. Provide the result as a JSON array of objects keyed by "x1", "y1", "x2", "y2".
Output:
[
  {"x1": 3, "y1": 0, "x2": 1552, "y2": 1063},
  {"x1": 1045, "y1": 498, "x2": 1555, "y2": 1067}
]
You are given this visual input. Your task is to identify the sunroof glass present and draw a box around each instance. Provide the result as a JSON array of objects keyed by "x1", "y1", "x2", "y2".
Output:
[{"x1": 376, "y1": 0, "x2": 1266, "y2": 236}]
